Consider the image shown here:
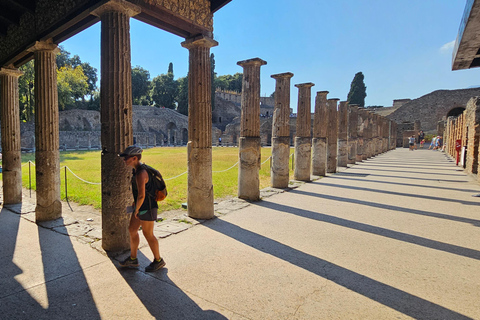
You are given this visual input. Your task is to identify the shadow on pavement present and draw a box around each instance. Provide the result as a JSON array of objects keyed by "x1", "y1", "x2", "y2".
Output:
[
  {"x1": 0, "y1": 208, "x2": 101, "y2": 319},
  {"x1": 204, "y1": 217, "x2": 471, "y2": 320},
  {"x1": 113, "y1": 251, "x2": 228, "y2": 320},
  {"x1": 258, "y1": 199, "x2": 480, "y2": 260},
  {"x1": 292, "y1": 187, "x2": 480, "y2": 228}
]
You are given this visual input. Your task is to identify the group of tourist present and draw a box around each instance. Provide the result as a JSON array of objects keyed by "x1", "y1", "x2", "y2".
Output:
[{"x1": 408, "y1": 130, "x2": 443, "y2": 151}]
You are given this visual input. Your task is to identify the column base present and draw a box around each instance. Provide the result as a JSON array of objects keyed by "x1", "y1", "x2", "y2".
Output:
[
  {"x1": 294, "y1": 137, "x2": 311, "y2": 182},
  {"x1": 187, "y1": 142, "x2": 214, "y2": 219},
  {"x1": 271, "y1": 136, "x2": 290, "y2": 188},
  {"x1": 238, "y1": 137, "x2": 261, "y2": 201},
  {"x1": 312, "y1": 137, "x2": 327, "y2": 176}
]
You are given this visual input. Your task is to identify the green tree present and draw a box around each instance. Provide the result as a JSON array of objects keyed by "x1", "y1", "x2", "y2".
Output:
[
  {"x1": 214, "y1": 73, "x2": 243, "y2": 92},
  {"x1": 18, "y1": 60, "x2": 35, "y2": 121},
  {"x1": 176, "y1": 75, "x2": 189, "y2": 116},
  {"x1": 132, "y1": 66, "x2": 151, "y2": 105},
  {"x1": 57, "y1": 65, "x2": 89, "y2": 110},
  {"x1": 151, "y1": 63, "x2": 178, "y2": 109},
  {"x1": 347, "y1": 72, "x2": 367, "y2": 108}
]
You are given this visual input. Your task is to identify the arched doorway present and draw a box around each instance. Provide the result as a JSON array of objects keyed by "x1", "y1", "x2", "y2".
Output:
[
  {"x1": 182, "y1": 128, "x2": 188, "y2": 145},
  {"x1": 166, "y1": 122, "x2": 178, "y2": 146},
  {"x1": 447, "y1": 107, "x2": 466, "y2": 117}
]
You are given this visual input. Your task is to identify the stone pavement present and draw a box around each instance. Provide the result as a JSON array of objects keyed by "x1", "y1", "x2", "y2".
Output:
[{"x1": 1, "y1": 148, "x2": 480, "y2": 319}]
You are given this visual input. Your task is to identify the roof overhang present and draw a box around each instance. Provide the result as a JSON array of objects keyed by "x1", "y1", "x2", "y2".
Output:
[{"x1": 452, "y1": 0, "x2": 480, "y2": 70}]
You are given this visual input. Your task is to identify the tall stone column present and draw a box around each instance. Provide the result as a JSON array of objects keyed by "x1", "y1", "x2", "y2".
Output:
[
  {"x1": 182, "y1": 35, "x2": 218, "y2": 219},
  {"x1": 348, "y1": 104, "x2": 358, "y2": 165},
  {"x1": 93, "y1": 1, "x2": 140, "y2": 251},
  {"x1": 327, "y1": 98, "x2": 339, "y2": 173},
  {"x1": 0, "y1": 67, "x2": 23, "y2": 204},
  {"x1": 312, "y1": 91, "x2": 328, "y2": 176},
  {"x1": 356, "y1": 108, "x2": 365, "y2": 162},
  {"x1": 337, "y1": 101, "x2": 349, "y2": 167},
  {"x1": 364, "y1": 112, "x2": 373, "y2": 159},
  {"x1": 271, "y1": 72, "x2": 294, "y2": 188},
  {"x1": 237, "y1": 58, "x2": 267, "y2": 200},
  {"x1": 29, "y1": 41, "x2": 61, "y2": 222},
  {"x1": 294, "y1": 82, "x2": 314, "y2": 181}
]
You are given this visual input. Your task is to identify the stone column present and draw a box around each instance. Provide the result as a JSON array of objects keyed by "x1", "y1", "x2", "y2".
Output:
[
  {"x1": 294, "y1": 82, "x2": 314, "y2": 181},
  {"x1": 337, "y1": 101, "x2": 349, "y2": 167},
  {"x1": 182, "y1": 35, "x2": 218, "y2": 219},
  {"x1": 271, "y1": 72, "x2": 294, "y2": 188},
  {"x1": 365, "y1": 112, "x2": 373, "y2": 159},
  {"x1": 348, "y1": 104, "x2": 358, "y2": 165},
  {"x1": 237, "y1": 58, "x2": 267, "y2": 200},
  {"x1": 327, "y1": 98, "x2": 339, "y2": 173},
  {"x1": 312, "y1": 91, "x2": 328, "y2": 176},
  {"x1": 0, "y1": 67, "x2": 23, "y2": 204},
  {"x1": 29, "y1": 41, "x2": 62, "y2": 222},
  {"x1": 93, "y1": 1, "x2": 140, "y2": 251}
]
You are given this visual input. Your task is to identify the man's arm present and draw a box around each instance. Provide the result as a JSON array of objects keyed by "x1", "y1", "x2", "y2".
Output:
[{"x1": 134, "y1": 169, "x2": 149, "y2": 218}]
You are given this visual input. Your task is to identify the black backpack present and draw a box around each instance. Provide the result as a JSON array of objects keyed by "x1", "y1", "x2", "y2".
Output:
[{"x1": 143, "y1": 164, "x2": 168, "y2": 201}]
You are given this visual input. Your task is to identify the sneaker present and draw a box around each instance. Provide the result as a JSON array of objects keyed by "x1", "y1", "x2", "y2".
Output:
[
  {"x1": 145, "y1": 258, "x2": 166, "y2": 272},
  {"x1": 119, "y1": 256, "x2": 139, "y2": 268}
]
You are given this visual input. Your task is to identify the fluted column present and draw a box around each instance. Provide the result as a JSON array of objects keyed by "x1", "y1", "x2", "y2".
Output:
[
  {"x1": 294, "y1": 82, "x2": 314, "y2": 181},
  {"x1": 356, "y1": 108, "x2": 365, "y2": 162},
  {"x1": 237, "y1": 58, "x2": 266, "y2": 200},
  {"x1": 182, "y1": 35, "x2": 218, "y2": 219},
  {"x1": 327, "y1": 98, "x2": 339, "y2": 173},
  {"x1": 337, "y1": 101, "x2": 349, "y2": 167},
  {"x1": 28, "y1": 41, "x2": 61, "y2": 222},
  {"x1": 348, "y1": 104, "x2": 358, "y2": 164},
  {"x1": 0, "y1": 67, "x2": 23, "y2": 204},
  {"x1": 312, "y1": 91, "x2": 328, "y2": 176},
  {"x1": 271, "y1": 72, "x2": 294, "y2": 188},
  {"x1": 93, "y1": 1, "x2": 140, "y2": 251}
]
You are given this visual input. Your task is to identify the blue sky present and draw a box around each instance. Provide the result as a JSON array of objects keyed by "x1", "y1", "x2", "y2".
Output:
[{"x1": 62, "y1": 0, "x2": 480, "y2": 111}]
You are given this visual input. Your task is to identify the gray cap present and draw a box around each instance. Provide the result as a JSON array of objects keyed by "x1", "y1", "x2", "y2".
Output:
[{"x1": 119, "y1": 145, "x2": 143, "y2": 157}]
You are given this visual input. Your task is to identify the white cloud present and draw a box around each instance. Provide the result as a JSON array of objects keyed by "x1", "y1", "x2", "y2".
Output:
[{"x1": 440, "y1": 40, "x2": 455, "y2": 53}]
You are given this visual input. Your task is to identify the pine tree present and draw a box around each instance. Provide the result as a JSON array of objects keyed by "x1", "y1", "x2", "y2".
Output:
[{"x1": 347, "y1": 72, "x2": 367, "y2": 108}]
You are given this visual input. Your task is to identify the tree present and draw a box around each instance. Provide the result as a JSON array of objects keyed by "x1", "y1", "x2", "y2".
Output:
[
  {"x1": 57, "y1": 65, "x2": 89, "y2": 110},
  {"x1": 151, "y1": 63, "x2": 178, "y2": 109},
  {"x1": 132, "y1": 66, "x2": 151, "y2": 105},
  {"x1": 176, "y1": 76, "x2": 189, "y2": 116},
  {"x1": 214, "y1": 73, "x2": 243, "y2": 92},
  {"x1": 347, "y1": 72, "x2": 367, "y2": 108},
  {"x1": 18, "y1": 60, "x2": 35, "y2": 121}
]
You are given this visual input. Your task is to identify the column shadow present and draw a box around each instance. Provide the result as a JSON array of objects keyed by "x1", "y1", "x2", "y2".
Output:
[
  {"x1": 203, "y1": 218, "x2": 471, "y2": 319},
  {"x1": 0, "y1": 207, "x2": 102, "y2": 319},
  {"x1": 330, "y1": 174, "x2": 480, "y2": 193},
  {"x1": 359, "y1": 167, "x2": 463, "y2": 176},
  {"x1": 112, "y1": 251, "x2": 228, "y2": 320},
  {"x1": 257, "y1": 199, "x2": 480, "y2": 260}
]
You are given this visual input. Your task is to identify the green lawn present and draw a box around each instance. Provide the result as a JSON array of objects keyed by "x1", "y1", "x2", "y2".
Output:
[{"x1": 13, "y1": 147, "x2": 294, "y2": 212}]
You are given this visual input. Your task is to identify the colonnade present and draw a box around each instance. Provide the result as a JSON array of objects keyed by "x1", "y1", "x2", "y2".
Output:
[
  {"x1": 0, "y1": 0, "x2": 217, "y2": 251},
  {"x1": 236, "y1": 64, "x2": 397, "y2": 201}
]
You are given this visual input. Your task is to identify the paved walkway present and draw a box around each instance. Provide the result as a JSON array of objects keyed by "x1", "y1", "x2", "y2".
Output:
[{"x1": 1, "y1": 148, "x2": 480, "y2": 319}]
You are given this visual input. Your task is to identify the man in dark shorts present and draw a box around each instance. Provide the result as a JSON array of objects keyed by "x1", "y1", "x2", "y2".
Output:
[{"x1": 119, "y1": 145, "x2": 165, "y2": 272}]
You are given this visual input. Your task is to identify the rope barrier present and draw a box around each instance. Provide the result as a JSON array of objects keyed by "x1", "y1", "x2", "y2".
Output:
[
  {"x1": 165, "y1": 171, "x2": 188, "y2": 181},
  {"x1": 213, "y1": 161, "x2": 239, "y2": 173},
  {"x1": 64, "y1": 166, "x2": 101, "y2": 185}
]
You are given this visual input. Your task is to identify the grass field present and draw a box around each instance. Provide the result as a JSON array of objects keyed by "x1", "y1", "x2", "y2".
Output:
[{"x1": 12, "y1": 147, "x2": 294, "y2": 212}]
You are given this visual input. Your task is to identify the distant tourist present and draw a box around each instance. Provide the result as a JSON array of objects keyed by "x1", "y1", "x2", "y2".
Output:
[
  {"x1": 409, "y1": 135, "x2": 416, "y2": 151},
  {"x1": 420, "y1": 139, "x2": 425, "y2": 148},
  {"x1": 429, "y1": 136, "x2": 437, "y2": 150}
]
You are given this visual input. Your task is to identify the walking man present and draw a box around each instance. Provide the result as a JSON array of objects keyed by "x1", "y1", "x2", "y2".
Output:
[{"x1": 119, "y1": 145, "x2": 166, "y2": 272}]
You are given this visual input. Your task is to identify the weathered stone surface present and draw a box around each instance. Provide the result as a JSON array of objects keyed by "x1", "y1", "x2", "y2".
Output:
[
  {"x1": 238, "y1": 137, "x2": 261, "y2": 200},
  {"x1": 327, "y1": 99, "x2": 339, "y2": 173},
  {"x1": 312, "y1": 137, "x2": 327, "y2": 176},
  {"x1": 271, "y1": 72, "x2": 293, "y2": 187},
  {"x1": 294, "y1": 137, "x2": 312, "y2": 181},
  {"x1": 30, "y1": 41, "x2": 62, "y2": 222},
  {"x1": 337, "y1": 101, "x2": 348, "y2": 167},
  {"x1": 0, "y1": 67, "x2": 23, "y2": 204},
  {"x1": 98, "y1": 5, "x2": 136, "y2": 251},
  {"x1": 182, "y1": 35, "x2": 217, "y2": 219},
  {"x1": 271, "y1": 137, "x2": 290, "y2": 188}
]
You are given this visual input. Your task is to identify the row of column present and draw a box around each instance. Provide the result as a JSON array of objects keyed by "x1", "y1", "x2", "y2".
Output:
[
  {"x1": 0, "y1": 0, "x2": 219, "y2": 252},
  {"x1": 236, "y1": 64, "x2": 397, "y2": 201}
]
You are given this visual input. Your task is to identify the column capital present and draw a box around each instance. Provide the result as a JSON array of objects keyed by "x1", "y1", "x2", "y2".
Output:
[
  {"x1": 181, "y1": 35, "x2": 218, "y2": 49},
  {"x1": 295, "y1": 82, "x2": 315, "y2": 89},
  {"x1": 316, "y1": 91, "x2": 329, "y2": 95},
  {"x1": 27, "y1": 40, "x2": 59, "y2": 54},
  {"x1": 271, "y1": 72, "x2": 294, "y2": 79},
  {"x1": 0, "y1": 67, "x2": 23, "y2": 77},
  {"x1": 237, "y1": 58, "x2": 267, "y2": 67},
  {"x1": 92, "y1": 0, "x2": 141, "y2": 17},
  {"x1": 328, "y1": 98, "x2": 340, "y2": 102}
]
